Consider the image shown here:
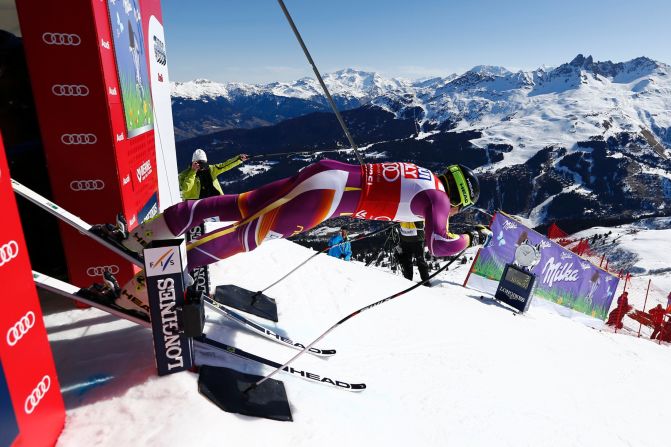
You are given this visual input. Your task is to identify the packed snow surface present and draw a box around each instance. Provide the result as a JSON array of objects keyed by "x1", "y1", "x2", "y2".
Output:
[{"x1": 46, "y1": 224, "x2": 670, "y2": 446}]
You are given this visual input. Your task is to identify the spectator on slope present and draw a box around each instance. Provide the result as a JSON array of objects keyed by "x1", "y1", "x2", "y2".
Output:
[
  {"x1": 648, "y1": 304, "x2": 666, "y2": 340},
  {"x1": 179, "y1": 149, "x2": 249, "y2": 200},
  {"x1": 327, "y1": 227, "x2": 352, "y2": 261},
  {"x1": 97, "y1": 160, "x2": 490, "y2": 315},
  {"x1": 395, "y1": 221, "x2": 430, "y2": 285},
  {"x1": 658, "y1": 316, "x2": 671, "y2": 342},
  {"x1": 606, "y1": 291, "x2": 631, "y2": 329}
]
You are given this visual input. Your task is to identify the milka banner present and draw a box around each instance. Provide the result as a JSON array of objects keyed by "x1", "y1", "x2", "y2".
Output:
[{"x1": 466, "y1": 213, "x2": 618, "y2": 320}]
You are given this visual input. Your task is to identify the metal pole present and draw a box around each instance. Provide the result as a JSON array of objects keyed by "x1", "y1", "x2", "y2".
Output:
[
  {"x1": 244, "y1": 249, "x2": 466, "y2": 393},
  {"x1": 257, "y1": 223, "x2": 397, "y2": 295},
  {"x1": 637, "y1": 278, "x2": 652, "y2": 338},
  {"x1": 276, "y1": 0, "x2": 364, "y2": 165},
  {"x1": 248, "y1": 148, "x2": 355, "y2": 160}
]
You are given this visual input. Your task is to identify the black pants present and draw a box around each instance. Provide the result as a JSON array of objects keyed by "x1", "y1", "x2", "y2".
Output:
[{"x1": 397, "y1": 241, "x2": 429, "y2": 282}]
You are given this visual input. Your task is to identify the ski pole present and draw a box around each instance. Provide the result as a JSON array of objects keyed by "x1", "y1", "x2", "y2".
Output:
[
  {"x1": 247, "y1": 148, "x2": 357, "y2": 160},
  {"x1": 252, "y1": 223, "x2": 398, "y2": 300},
  {"x1": 244, "y1": 248, "x2": 466, "y2": 393},
  {"x1": 276, "y1": 0, "x2": 364, "y2": 165}
]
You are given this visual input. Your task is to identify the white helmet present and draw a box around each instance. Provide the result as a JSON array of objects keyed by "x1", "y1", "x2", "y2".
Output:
[{"x1": 192, "y1": 149, "x2": 207, "y2": 163}]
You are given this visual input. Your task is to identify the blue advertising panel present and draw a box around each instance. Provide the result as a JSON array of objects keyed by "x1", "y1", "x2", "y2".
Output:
[{"x1": 0, "y1": 360, "x2": 19, "y2": 447}]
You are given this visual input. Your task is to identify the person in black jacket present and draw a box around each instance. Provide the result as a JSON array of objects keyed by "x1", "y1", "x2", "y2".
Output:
[{"x1": 395, "y1": 221, "x2": 430, "y2": 284}]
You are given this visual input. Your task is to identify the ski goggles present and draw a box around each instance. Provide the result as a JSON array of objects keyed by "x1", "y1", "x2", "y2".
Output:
[{"x1": 445, "y1": 165, "x2": 474, "y2": 210}]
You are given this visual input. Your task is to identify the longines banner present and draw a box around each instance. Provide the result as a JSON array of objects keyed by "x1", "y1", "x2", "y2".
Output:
[
  {"x1": 465, "y1": 212, "x2": 618, "y2": 320},
  {"x1": 17, "y1": 0, "x2": 180, "y2": 288}
]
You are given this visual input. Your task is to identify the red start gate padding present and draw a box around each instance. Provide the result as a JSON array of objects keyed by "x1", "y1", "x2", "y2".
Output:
[{"x1": 0, "y1": 134, "x2": 65, "y2": 446}]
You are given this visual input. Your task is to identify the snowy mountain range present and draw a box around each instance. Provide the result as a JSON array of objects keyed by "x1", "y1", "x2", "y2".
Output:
[
  {"x1": 172, "y1": 55, "x2": 671, "y2": 153},
  {"x1": 171, "y1": 68, "x2": 412, "y2": 139},
  {"x1": 172, "y1": 55, "x2": 671, "y2": 230}
]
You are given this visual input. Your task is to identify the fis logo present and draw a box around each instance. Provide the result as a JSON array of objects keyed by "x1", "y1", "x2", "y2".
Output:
[{"x1": 150, "y1": 249, "x2": 175, "y2": 272}]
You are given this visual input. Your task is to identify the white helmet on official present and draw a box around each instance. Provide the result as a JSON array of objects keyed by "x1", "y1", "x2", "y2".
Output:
[{"x1": 192, "y1": 149, "x2": 207, "y2": 163}]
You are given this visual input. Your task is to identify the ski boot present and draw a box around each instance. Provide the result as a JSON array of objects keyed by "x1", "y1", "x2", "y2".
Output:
[
  {"x1": 117, "y1": 213, "x2": 177, "y2": 254},
  {"x1": 90, "y1": 212, "x2": 129, "y2": 244},
  {"x1": 76, "y1": 271, "x2": 122, "y2": 307},
  {"x1": 89, "y1": 213, "x2": 145, "y2": 263}
]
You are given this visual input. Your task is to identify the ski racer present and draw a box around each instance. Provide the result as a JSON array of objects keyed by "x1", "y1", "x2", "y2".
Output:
[
  {"x1": 109, "y1": 160, "x2": 491, "y2": 314},
  {"x1": 394, "y1": 221, "x2": 431, "y2": 284}
]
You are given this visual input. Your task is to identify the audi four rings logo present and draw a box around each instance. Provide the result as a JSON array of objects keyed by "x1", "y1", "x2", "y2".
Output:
[
  {"x1": 6, "y1": 311, "x2": 36, "y2": 347},
  {"x1": 52, "y1": 84, "x2": 90, "y2": 96},
  {"x1": 61, "y1": 133, "x2": 97, "y2": 145},
  {"x1": 42, "y1": 32, "x2": 81, "y2": 46},
  {"x1": 0, "y1": 240, "x2": 19, "y2": 267},
  {"x1": 86, "y1": 265, "x2": 120, "y2": 277},
  {"x1": 70, "y1": 180, "x2": 105, "y2": 191},
  {"x1": 24, "y1": 375, "x2": 51, "y2": 415}
]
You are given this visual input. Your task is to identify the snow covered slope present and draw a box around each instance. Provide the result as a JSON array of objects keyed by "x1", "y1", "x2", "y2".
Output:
[{"x1": 46, "y1": 227, "x2": 670, "y2": 446}]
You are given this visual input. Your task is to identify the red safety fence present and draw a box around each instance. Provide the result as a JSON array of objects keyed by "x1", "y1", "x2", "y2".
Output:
[{"x1": 546, "y1": 223, "x2": 670, "y2": 344}]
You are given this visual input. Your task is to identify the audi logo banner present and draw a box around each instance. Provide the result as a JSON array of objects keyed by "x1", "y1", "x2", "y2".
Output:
[
  {"x1": 42, "y1": 32, "x2": 81, "y2": 46},
  {"x1": 6, "y1": 311, "x2": 36, "y2": 347},
  {"x1": 52, "y1": 84, "x2": 90, "y2": 96},
  {"x1": 69, "y1": 179, "x2": 105, "y2": 191},
  {"x1": 61, "y1": 133, "x2": 97, "y2": 145},
  {"x1": 24, "y1": 375, "x2": 51, "y2": 415},
  {"x1": 86, "y1": 265, "x2": 120, "y2": 277},
  {"x1": 9, "y1": 3, "x2": 101, "y2": 441},
  {"x1": 0, "y1": 240, "x2": 19, "y2": 268}
]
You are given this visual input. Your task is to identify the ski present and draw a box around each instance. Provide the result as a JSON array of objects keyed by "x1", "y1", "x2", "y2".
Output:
[
  {"x1": 33, "y1": 270, "x2": 151, "y2": 327},
  {"x1": 204, "y1": 297, "x2": 336, "y2": 357},
  {"x1": 12, "y1": 179, "x2": 143, "y2": 266},
  {"x1": 32, "y1": 271, "x2": 363, "y2": 392},
  {"x1": 195, "y1": 335, "x2": 365, "y2": 392},
  {"x1": 15, "y1": 179, "x2": 338, "y2": 358}
]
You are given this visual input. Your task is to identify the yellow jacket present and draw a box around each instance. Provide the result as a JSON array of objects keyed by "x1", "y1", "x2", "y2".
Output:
[{"x1": 178, "y1": 155, "x2": 244, "y2": 200}]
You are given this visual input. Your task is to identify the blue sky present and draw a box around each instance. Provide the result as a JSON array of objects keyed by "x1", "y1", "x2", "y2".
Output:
[{"x1": 163, "y1": 0, "x2": 671, "y2": 84}]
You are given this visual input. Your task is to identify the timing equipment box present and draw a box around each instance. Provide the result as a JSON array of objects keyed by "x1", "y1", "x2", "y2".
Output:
[{"x1": 494, "y1": 263, "x2": 536, "y2": 313}]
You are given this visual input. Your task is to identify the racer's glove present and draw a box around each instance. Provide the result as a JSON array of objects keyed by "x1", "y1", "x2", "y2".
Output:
[{"x1": 467, "y1": 225, "x2": 493, "y2": 247}]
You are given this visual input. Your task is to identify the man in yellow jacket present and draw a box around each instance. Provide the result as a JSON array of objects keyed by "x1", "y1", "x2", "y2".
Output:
[{"x1": 178, "y1": 149, "x2": 248, "y2": 200}]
